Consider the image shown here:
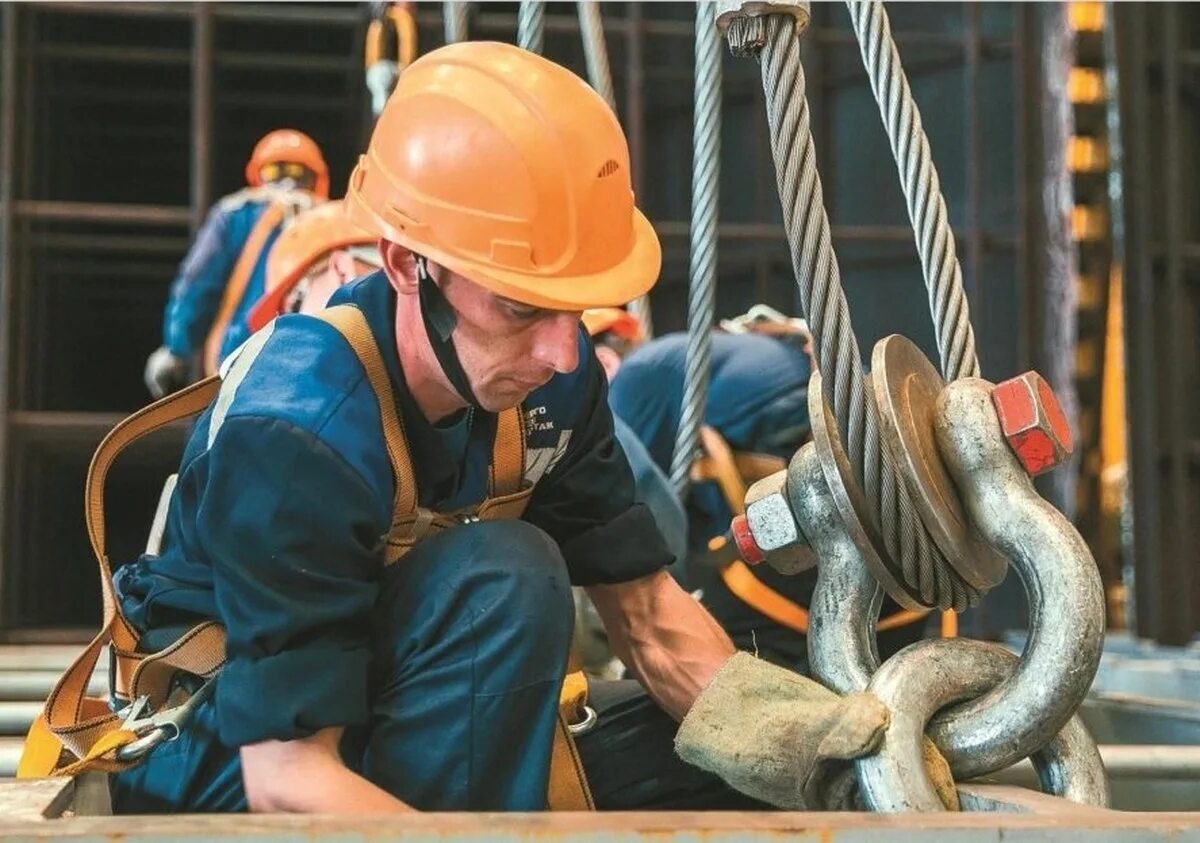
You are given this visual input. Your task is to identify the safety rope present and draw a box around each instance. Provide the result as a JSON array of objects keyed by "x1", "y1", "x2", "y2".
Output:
[
  {"x1": 575, "y1": 1, "x2": 654, "y2": 337},
  {"x1": 669, "y1": 2, "x2": 723, "y2": 495},
  {"x1": 444, "y1": 1, "x2": 469, "y2": 43},
  {"x1": 518, "y1": 0, "x2": 545, "y2": 54},
  {"x1": 726, "y1": 14, "x2": 975, "y2": 610},
  {"x1": 578, "y1": 1, "x2": 615, "y2": 109},
  {"x1": 845, "y1": 1, "x2": 980, "y2": 381}
]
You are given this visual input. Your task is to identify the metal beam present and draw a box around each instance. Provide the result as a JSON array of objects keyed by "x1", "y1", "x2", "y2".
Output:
[
  {"x1": 1160, "y1": 2, "x2": 1195, "y2": 645},
  {"x1": 0, "y1": 2, "x2": 18, "y2": 633},
  {"x1": 1114, "y1": 3, "x2": 1167, "y2": 644},
  {"x1": 190, "y1": 4, "x2": 213, "y2": 234},
  {"x1": 11, "y1": 200, "x2": 191, "y2": 226}
]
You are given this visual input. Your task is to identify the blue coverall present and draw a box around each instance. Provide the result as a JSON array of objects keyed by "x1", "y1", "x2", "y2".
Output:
[
  {"x1": 161, "y1": 190, "x2": 288, "y2": 366},
  {"x1": 113, "y1": 270, "x2": 678, "y2": 812}
]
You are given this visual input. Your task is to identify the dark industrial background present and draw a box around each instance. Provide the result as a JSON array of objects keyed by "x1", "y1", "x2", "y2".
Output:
[{"x1": 0, "y1": 3, "x2": 1194, "y2": 645}]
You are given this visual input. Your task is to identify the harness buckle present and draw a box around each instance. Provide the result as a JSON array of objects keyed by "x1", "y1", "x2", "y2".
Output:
[{"x1": 114, "y1": 676, "x2": 216, "y2": 763}]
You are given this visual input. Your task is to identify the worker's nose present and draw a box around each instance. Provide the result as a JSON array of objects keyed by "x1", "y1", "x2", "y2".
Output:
[{"x1": 531, "y1": 312, "x2": 581, "y2": 374}]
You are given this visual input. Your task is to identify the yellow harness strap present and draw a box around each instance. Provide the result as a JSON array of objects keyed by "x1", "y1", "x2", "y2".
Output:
[
  {"x1": 20, "y1": 304, "x2": 547, "y2": 786},
  {"x1": 548, "y1": 671, "x2": 595, "y2": 811},
  {"x1": 202, "y1": 201, "x2": 289, "y2": 377},
  {"x1": 20, "y1": 375, "x2": 227, "y2": 778},
  {"x1": 318, "y1": 305, "x2": 532, "y2": 564}
]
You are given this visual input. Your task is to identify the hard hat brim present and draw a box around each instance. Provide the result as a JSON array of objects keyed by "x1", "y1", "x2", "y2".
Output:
[{"x1": 442, "y1": 207, "x2": 661, "y2": 311}]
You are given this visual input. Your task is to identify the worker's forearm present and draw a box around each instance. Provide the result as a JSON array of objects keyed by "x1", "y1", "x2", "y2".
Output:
[
  {"x1": 241, "y1": 728, "x2": 414, "y2": 814},
  {"x1": 588, "y1": 570, "x2": 735, "y2": 721}
]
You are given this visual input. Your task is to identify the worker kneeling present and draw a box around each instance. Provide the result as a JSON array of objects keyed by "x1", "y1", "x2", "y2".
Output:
[{"x1": 105, "y1": 43, "x2": 888, "y2": 813}]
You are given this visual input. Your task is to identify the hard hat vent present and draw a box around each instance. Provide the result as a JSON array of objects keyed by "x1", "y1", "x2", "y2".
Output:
[{"x1": 597, "y1": 159, "x2": 620, "y2": 178}]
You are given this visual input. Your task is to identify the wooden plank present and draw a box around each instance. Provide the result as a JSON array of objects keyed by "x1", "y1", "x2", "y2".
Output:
[
  {"x1": 1, "y1": 809, "x2": 1199, "y2": 841},
  {"x1": 0, "y1": 778, "x2": 73, "y2": 821}
]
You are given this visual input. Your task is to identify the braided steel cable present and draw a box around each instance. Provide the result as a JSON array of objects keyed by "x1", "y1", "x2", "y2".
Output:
[
  {"x1": 846, "y1": 1, "x2": 979, "y2": 381},
  {"x1": 518, "y1": 0, "x2": 545, "y2": 54},
  {"x1": 444, "y1": 1, "x2": 469, "y2": 44},
  {"x1": 728, "y1": 14, "x2": 975, "y2": 610},
  {"x1": 669, "y1": 2, "x2": 723, "y2": 495},
  {"x1": 576, "y1": 1, "x2": 655, "y2": 334},
  {"x1": 578, "y1": 1, "x2": 616, "y2": 108}
]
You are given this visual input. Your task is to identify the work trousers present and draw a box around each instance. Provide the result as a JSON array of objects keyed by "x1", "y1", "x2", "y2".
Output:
[{"x1": 111, "y1": 520, "x2": 753, "y2": 813}]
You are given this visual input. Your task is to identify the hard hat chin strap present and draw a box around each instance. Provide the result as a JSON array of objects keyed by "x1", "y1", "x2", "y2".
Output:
[{"x1": 415, "y1": 255, "x2": 483, "y2": 409}]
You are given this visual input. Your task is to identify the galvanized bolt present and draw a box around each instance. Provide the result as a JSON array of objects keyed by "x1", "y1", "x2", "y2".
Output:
[
  {"x1": 991, "y1": 372, "x2": 1074, "y2": 476},
  {"x1": 730, "y1": 470, "x2": 816, "y2": 575}
]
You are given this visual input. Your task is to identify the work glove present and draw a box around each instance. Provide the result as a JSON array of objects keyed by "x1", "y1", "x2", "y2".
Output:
[
  {"x1": 674, "y1": 652, "x2": 890, "y2": 810},
  {"x1": 144, "y1": 346, "x2": 191, "y2": 399}
]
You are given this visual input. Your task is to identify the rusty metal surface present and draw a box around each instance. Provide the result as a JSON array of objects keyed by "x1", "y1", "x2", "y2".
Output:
[
  {"x1": 930, "y1": 379, "x2": 1105, "y2": 779},
  {"x1": 1, "y1": 808, "x2": 1200, "y2": 841},
  {"x1": 872, "y1": 335, "x2": 1007, "y2": 590}
]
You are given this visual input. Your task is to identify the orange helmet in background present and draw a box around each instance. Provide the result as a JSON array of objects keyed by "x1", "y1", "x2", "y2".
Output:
[
  {"x1": 248, "y1": 201, "x2": 378, "y2": 331},
  {"x1": 345, "y1": 41, "x2": 661, "y2": 312},
  {"x1": 246, "y1": 129, "x2": 330, "y2": 200},
  {"x1": 582, "y1": 307, "x2": 644, "y2": 344}
]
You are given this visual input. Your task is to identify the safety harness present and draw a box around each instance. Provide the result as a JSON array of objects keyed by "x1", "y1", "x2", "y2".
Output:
[
  {"x1": 19, "y1": 303, "x2": 593, "y2": 810},
  {"x1": 201, "y1": 188, "x2": 316, "y2": 377}
]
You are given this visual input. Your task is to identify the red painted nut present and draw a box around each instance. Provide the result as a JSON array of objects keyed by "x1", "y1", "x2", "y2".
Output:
[
  {"x1": 730, "y1": 513, "x2": 764, "y2": 566},
  {"x1": 991, "y1": 372, "x2": 1074, "y2": 476}
]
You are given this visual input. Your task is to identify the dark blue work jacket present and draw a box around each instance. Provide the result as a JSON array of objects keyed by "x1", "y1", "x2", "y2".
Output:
[
  {"x1": 161, "y1": 189, "x2": 290, "y2": 364},
  {"x1": 117, "y1": 269, "x2": 669, "y2": 748}
]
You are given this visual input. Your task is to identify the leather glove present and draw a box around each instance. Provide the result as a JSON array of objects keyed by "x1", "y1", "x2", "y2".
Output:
[
  {"x1": 144, "y1": 346, "x2": 191, "y2": 399},
  {"x1": 675, "y1": 652, "x2": 890, "y2": 810}
]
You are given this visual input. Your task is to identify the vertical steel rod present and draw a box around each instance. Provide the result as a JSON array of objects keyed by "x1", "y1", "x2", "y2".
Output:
[
  {"x1": 0, "y1": 4, "x2": 19, "y2": 629},
  {"x1": 1161, "y1": 2, "x2": 1193, "y2": 645},
  {"x1": 965, "y1": 2, "x2": 984, "y2": 343},
  {"x1": 190, "y1": 4, "x2": 213, "y2": 233}
]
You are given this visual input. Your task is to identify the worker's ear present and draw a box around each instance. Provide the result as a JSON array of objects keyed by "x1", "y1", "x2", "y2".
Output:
[{"x1": 380, "y1": 240, "x2": 419, "y2": 297}]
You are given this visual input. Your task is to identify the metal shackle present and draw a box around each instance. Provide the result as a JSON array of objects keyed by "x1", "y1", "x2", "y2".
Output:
[
  {"x1": 924, "y1": 378, "x2": 1105, "y2": 779},
  {"x1": 788, "y1": 442, "x2": 883, "y2": 695},
  {"x1": 855, "y1": 638, "x2": 1109, "y2": 812}
]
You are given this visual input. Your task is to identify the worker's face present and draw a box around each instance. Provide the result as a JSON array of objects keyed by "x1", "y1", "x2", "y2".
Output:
[{"x1": 383, "y1": 243, "x2": 581, "y2": 412}]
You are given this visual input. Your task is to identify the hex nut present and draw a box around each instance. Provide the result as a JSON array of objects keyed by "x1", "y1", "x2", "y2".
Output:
[{"x1": 991, "y1": 372, "x2": 1074, "y2": 477}]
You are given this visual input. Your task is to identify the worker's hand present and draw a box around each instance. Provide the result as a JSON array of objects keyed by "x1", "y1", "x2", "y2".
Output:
[
  {"x1": 144, "y1": 346, "x2": 191, "y2": 399},
  {"x1": 674, "y1": 652, "x2": 890, "y2": 810}
]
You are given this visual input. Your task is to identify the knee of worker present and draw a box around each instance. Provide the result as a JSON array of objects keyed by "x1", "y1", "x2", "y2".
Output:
[
  {"x1": 377, "y1": 520, "x2": 574, "y2": 676},
  {"x1": 461, "y1": 519, "x2": 574, "y2": 638}
]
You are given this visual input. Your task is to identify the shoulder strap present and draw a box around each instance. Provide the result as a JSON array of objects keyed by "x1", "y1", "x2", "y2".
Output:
[
  {"x1": 316, "y1": 306, "x2": 420, "y2": 562},
  {"x1": 201, "y1": 201, "x2": 288, "y2": 377},
  {"x1": 19, "y1": 377, "x2": 226, "y2": 777}
]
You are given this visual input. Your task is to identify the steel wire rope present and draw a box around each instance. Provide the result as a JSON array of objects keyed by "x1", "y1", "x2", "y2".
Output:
[
  {"x1": 846, "y1": 1, "x2": 980, "y2": 381},
  {"x1": 576, "y1": 1, "x2": 654, "y2": 336},
  {"x1": 444, "y1": 1, "x2": 469, "y2": 43},
  {"x1": 669, "y1": 1, "x2": 724, "y2": 495},
  {"x1": 725, "y1": 13, "x2": 976, "y2": 609},
  {"x1": 518, "y1": 0, "x2": 545, "y2": 54}
]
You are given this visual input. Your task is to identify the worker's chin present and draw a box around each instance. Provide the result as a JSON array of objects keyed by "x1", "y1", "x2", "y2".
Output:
[{"x1": 475, "y1": 384, "x2": 533, "y2": 413}]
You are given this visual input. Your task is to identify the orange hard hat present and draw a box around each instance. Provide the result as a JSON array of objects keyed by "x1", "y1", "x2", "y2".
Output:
[
  {"x1": 581, "y1": 307, "x2": 643, "y2": 344},
  {"x1": 245, "y1": 129, "x2": 330, "y2": 200},
  {"x1": 248, "y1": 201, "x2": 377, "y2": 332},
  {"x1": 345, "y1": 41, "x2": 661, "y2": 312}
]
